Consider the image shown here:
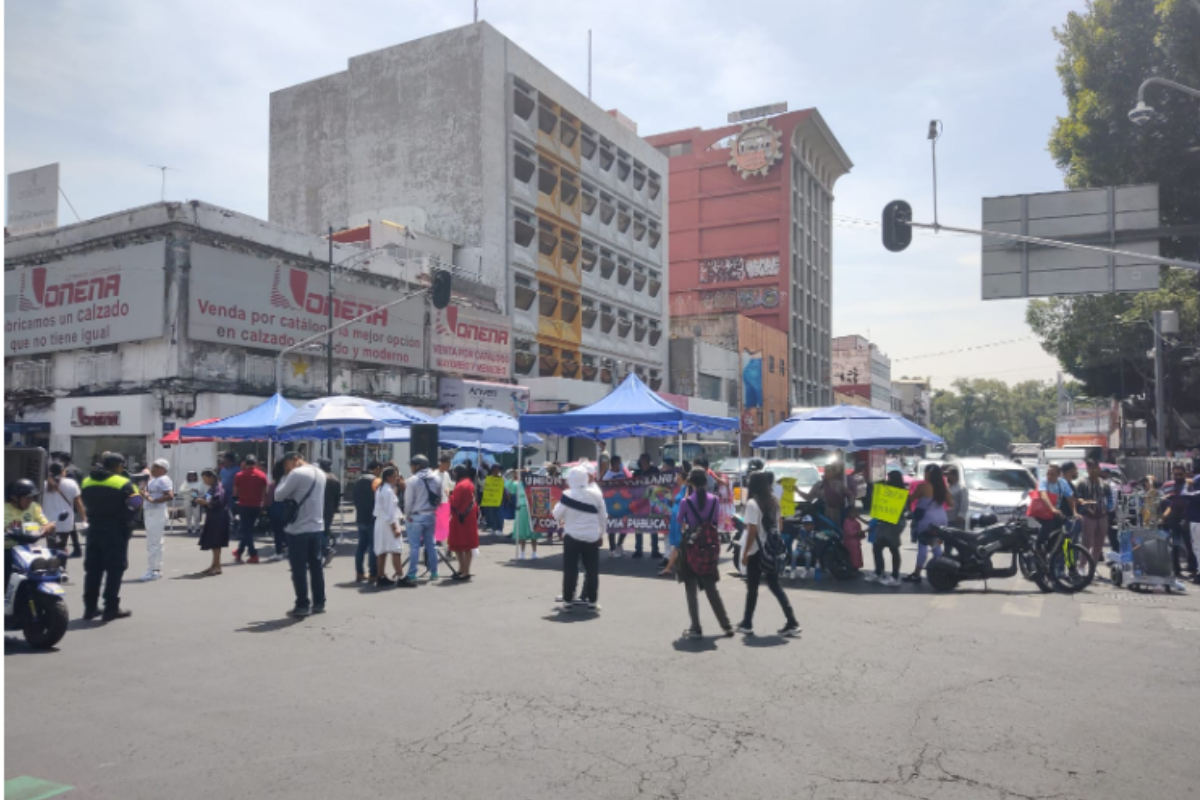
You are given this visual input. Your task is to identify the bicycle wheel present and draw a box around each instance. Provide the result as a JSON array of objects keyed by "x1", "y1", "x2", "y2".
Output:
[
  {"x1": 1050, "y1": 543, "x2": 1095, "y2": 593},
  {"x1": 1020, "y1": 551, "x2": 1055, "y2": 593}
]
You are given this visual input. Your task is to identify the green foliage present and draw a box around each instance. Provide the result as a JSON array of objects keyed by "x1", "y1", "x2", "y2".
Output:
[
  {"x1": 1032, "y1": 0, "x2": 1200, "y2": 434},
  {"x1": 931, "y1": 379, "x2": 1060, "y2": 455}
]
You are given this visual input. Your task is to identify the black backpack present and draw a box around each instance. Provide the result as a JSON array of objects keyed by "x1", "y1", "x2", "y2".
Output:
[{"x1": 758, "y1": 506, "x2": 787, "y2": 570}]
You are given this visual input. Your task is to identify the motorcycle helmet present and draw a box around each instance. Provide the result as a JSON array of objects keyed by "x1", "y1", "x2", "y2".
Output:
[
  {"x1": 6, "y1": 478, "x2": 39, "y2": 501},
  {"x1": 748, "y1": 458, "x2": 765, "y2": 473}
]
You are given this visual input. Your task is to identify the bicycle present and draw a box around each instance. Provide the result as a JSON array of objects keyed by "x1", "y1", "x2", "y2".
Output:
[{"x1": 1022, "y1": 515, "x2": 1095, "y2": 593}]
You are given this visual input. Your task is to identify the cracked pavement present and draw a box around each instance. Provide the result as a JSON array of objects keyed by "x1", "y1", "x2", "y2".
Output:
[{"x1": 5, "y1": 530, "x2": 1199, "y2": 799}]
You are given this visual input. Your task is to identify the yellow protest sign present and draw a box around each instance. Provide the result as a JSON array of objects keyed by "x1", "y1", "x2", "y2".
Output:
[
  {"x1": 779, "y1": 478, "x2": 796, "y2": 518},
  {"x1": 481, "y1": 475, "x2": 506, "y2": 508},
  {"x1": 870, "y1": 483, "x2": 908, "y2": 525}
]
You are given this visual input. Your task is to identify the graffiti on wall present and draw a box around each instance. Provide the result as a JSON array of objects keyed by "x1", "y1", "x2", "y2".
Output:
[
  {"x1": 697, "y1": 287, "x2": 781, "y2": 312},
  {"x1": 698, "y1": 255, "x2": 780, "y2": 285}
]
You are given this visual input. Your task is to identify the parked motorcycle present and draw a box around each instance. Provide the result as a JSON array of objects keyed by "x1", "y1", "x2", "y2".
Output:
[
  {"x1": 925, "y1": 511, "x2": 1056, "y2": 593},
  {"x1": 5, "y1": 514, "x2": 70, "y2": 649}
]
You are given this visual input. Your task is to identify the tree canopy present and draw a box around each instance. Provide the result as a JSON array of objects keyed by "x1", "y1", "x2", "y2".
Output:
[
  {"x1": 1029, "y1": 0, "x2": 1200, "y2": 445},
  {"x1": 931, "y1": 379, "x2": 1060, "y2": 456}
]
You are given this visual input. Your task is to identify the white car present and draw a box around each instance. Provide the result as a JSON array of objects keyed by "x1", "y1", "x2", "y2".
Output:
[
  {"x1": 764, "y1": 461, "x2": 822, "y2": 513},
  {"x1": 947, "y1": 457, "x2": 1038, "y2": 525}
]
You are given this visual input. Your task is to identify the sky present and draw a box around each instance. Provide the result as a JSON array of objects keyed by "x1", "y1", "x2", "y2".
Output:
[{"x1": 4, "y1": 0, "x2": 1087, "y2": 390}]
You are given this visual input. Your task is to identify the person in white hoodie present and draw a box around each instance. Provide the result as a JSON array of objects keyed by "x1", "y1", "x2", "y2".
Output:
[
  {"x1": 553, "y1": 464, "x2": 608, "y2": 611},
  {"x1": 372, "y1": 466, "x2": 406, "y2": 587}
]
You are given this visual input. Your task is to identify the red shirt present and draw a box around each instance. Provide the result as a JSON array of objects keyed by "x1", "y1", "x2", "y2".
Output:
[{"x1": 233, "y1": 468, "x2": 268, "y2": 508}]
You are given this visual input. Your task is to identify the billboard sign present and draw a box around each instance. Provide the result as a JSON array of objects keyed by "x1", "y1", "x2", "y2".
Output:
[
  {"x1": 188, "y1": 245, "x2": 425, "y2": 369},
  {"x1": 727, "y1": 102, "x2": 788, "y2": 124},
  {"x1": 4, "y1": 241, "x2": 166, "y2": 355},
  {"x1": 728, "y1": 121, "x2": 783, "y2": 179},
  {"x1": 431, "y1": 304, "x2": 512, "y2": 380},
  {"x1": 982, "y1": 184, "x2": 1161, "y2": 300},
  {"x1": 6, "y1": 163, "x2": 59, "y2": 236},
  {"x1": 438, "y1": 377, "x2": 530, "y2": 416}
]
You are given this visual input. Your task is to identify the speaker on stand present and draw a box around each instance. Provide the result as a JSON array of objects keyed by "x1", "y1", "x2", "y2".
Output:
[{"x1": 410, "y1": 423, "x2": 440, "y2": 467}]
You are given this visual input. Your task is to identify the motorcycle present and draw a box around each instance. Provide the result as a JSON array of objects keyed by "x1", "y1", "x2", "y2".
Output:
[
  {"x1": 925, "y1": 510, "x2": 1056, "y2": 593},
  {"x1": 5, "y1": 514, "x2": 70, "y2": 649}
]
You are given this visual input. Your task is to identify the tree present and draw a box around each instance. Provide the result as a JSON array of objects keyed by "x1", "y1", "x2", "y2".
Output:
[
  {"x1": 1029, "y1": 0, "x2": 1200, "y2": 446},
  {"x1": 930, "y1": 379, "x2": 1060, "y2": 455}
]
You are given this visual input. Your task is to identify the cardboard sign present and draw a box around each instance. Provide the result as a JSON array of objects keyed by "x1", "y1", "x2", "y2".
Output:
[
  {"x1": 779, "y1": 478, "x2": 797, "y2": 518},
  {"x1": 870, "y1": 484, "x2": 908, "y2": 525},
  {"x1": 480, "y1": 475, "x2": 506, "y2": 508}
]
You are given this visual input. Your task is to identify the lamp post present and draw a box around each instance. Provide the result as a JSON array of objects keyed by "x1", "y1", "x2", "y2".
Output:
[{"x1": 1127, "y1": 77, "x2": 1200, "y2": 125}]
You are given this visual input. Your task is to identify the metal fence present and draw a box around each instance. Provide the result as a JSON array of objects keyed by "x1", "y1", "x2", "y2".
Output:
[{"x1": 1121, "y1": 456, "x2": 1195, "y2": 483}]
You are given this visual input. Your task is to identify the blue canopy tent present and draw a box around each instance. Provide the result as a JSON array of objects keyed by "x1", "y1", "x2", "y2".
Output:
[
  {"x1": 345, "y1": 426, "x2": 517, "y2": 454},
  {"x1": 180, "y1": 393, "x2": 298, "y2": 441},
  {"x1": 277, "y1": 396, "x2": 432, "y2": 439},
  {"x1": 518, "y1": 374, "x2": 739, "y2": 469},
  {"x1": 751, "y1": 405, "x2": 944, "y2": 450}
]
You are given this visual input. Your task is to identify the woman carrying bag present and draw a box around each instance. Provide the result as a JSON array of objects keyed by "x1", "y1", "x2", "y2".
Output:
[{"x1": 675, "y1": 468, "x2": 733, "y2": 639}]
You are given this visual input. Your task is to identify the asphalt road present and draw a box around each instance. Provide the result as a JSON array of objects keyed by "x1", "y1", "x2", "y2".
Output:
[{"x1": 5, "y1": 524, "x2": 1200, "y2": 800}]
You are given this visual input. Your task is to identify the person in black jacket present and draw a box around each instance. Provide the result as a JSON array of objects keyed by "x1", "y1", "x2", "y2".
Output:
[
  {"x1": 353, "y1": 461, "x2": 382, "y2": 583},
  {"x1": 318, "y1": 459, "x2": 341, "y2": 567},
  {"x1": 80, "y1": 452, "x2": 137, "y2": 621}
]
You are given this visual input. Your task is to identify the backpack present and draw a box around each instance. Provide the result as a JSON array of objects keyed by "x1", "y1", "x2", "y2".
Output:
[
  {"x1": 684, "y1": 494, "x2": 722, "y2": 576},
  {"x1": 757, "y1": 505, "x2": 787, "y2": 570},
  {"x1": 269, "y1": 473, "x2": 317, "y2": 529}
]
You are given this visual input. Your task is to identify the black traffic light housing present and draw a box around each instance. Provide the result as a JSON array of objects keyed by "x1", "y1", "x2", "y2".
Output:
[
  {"x1": 430, "y1": 269, "x2": 452, "y2": 309},
  {"x1": 882, "y1": 200, "x2": 913, "y2": 252}
]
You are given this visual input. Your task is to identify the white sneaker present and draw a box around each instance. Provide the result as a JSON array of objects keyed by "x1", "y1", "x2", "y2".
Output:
[
  {"x1": 784, "y1": 568, "x2": 795, "y2": 580},
  {"x1": 882, "y1": 575, "x2": 900, "y2": 587},
  {"x1": 141, "y1": 571, "x2": 158, "y2": 582},
  {"x1": 864, "y1": 572, "x2": 879, "y2": 583},
  {"x1": 531, "y1": 552, "x2": 538, "y2": 559},
  {"x1": 516, "y1": 553, "x2": 525, "y2": 560},
  {"x1": 796, "y1": 567, "x2": 808, "y2": 580}
]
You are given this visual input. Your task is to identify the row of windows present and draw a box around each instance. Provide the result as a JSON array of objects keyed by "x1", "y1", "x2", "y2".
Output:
[
  {"x1": 513, "y1": 274, "x2": 662, "y2": 344},
  {"x1": 513, "y1": 81, "x2": 661, "y2": 203},
  {"x1": 513, "y1": 208, "x2": 662, "y2": 297},
  {"x1": 513, "y1": 339, "x2": 662, "y2": 387},
  {"x1": 513, "y1": 145, "x2": 662, "y2": 247}
]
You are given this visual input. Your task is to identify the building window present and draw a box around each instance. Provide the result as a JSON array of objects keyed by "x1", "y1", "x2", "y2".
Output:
[
  {"x1": 538, "y1": 158, "x2": 558, "y2": 196},
  {"x1": 632, "y1": 212, "x2": 646, "y2": 241},
  {"x1": 243, "y1": 355, "x2": 274, "y2": 387},
  {"x1": 599, "y1": 250, "x2": 615, "y2": 279},
  {"x1": 581, "y1": 182, "x2": 597, "y2": 215},
  {"x1": 580, "y1": 239, "x2": 597, "y2": 271},
  {"x1": 513, "y1": 81, "x2": 535, "y2": 121},
  {"x1": 616, "y1": 154, "x2": 631, "y2": 182},
  {"x1": 514, "y1": 273, "x2": 536, "y2": 311},
  {"x1": 513, "y1": 143, "x2": 535, "y2": 184},
  {"x1": 581, "y1": 130, "x2": 597, "y2": 160},
  {"x1": 559, "y1": 116, "x2": 579, "y2": 148},
  {"x1": 581, "y1": 296, "x2": 597, "y2": 329},
  {"x1": 616, "y1": 204, "x2": 631, "y2": 233},
  {"x1": 599, "y1": 193, "x2": 615, "y2": 225},
  {"x1": 647, "y1": 221, "x2": 661, "y2": 249},
  {"x1": 514, "y1": 209, "x2": 536, "y2": 247},
  {"x1": 698, "y1": 373, "x2": 722, "y2": 402},
  {"x1": 632, "y1": 167, "x2": 646, "y2": 191},
  {"x1": 769, "y1": 355, "x2": 775, "y2": 374},
  {"x1": 9, "y1": 359, "x2": 52, "y2": 391},
  {"x1": 647, "y1": 171, "x2": 662, "y2": 199},
  {"x1": 537, "y1": 101, "x2": 557, "y2": 135},
  {"x1": 598, "y1": 143, "x2": 615, "y2": 172},
  {"x1": 537, "y1": 219, "x2": 559, "y2": 256}
]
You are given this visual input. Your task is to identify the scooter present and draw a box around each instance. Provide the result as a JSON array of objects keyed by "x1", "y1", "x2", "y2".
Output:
[{"x1": 5, "y1": 514, "x2": 70, "y2": 649}]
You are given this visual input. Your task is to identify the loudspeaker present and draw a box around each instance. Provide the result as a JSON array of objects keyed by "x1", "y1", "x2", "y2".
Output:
[{"x1": 410, "y1": 424, "x2": 440, "y2": 466}]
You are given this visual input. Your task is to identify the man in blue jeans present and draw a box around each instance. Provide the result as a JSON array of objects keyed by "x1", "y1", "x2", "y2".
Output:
[
  {"x1": 274, "y1": 452, "x2": 328, "y2": 617},
  {"x1": 353, "y1": 460, "x2": 382, "y2": 582},
  {"x1": 402, "y1": 455, "x2": 441, "y2": 585}
]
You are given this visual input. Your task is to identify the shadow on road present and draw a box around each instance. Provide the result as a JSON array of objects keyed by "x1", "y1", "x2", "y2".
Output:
[
  {"x1": 741, "y1": 635, "x2": 791, "y2": 648},
  {"x1": 541, "y1": 611, "x2": 599, "y2": 624},
  {"x1": 235, "y1": 617, "x2": 305, "y2": 633},
  {"x1": 4, "y1": 636, "x2": 61, "y2": 656},
  {"x1": 671, "y1": 636, "x2": 719, "y2": 653}
]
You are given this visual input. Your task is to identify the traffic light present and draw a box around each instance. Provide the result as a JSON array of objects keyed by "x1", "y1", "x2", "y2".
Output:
[
  {"x1": 430, "y1": 269, "x2": 452, "y2": 309},
  {"x1": 882, "y1": 200, "x2": 913, "y2": 252}
]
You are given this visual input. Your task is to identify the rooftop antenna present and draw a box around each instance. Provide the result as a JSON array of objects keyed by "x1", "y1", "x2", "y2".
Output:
[
  {"x1": 588, "y1": 29, "x2": 593, "y2": 100},
  {"x1": 148, "y1": 165, "x2": 179, "y2": 202},
  {"x1": 473, "y1": 0, "x2": 478, "y2": 22}
]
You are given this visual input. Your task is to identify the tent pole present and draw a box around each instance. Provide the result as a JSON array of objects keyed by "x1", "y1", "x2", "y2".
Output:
[{"x1": 516, "y1": 432, "x2": 523, "y2": 560}]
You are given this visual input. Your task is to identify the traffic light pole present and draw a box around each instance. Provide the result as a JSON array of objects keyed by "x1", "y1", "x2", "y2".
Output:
[{"x1": 905, "y1": 219, "x2": 1200, "y2": 273}]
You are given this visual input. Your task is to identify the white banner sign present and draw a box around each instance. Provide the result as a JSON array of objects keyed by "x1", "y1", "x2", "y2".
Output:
[
  {"x1": 188, "y1": 245, "x2": 425, "y2": 369},
  {"x1": 439, "y1": 378, "x2": 529, "y2": 416},
  {"x1": 6, "y1": 163, "x2": 59, "y2": 236},
  {"x1": 4, "y1": 241, "x2": 166, "y2": 355},
  {"x1": 431, "y1": 304, "x2": 512, "y2": 380}
]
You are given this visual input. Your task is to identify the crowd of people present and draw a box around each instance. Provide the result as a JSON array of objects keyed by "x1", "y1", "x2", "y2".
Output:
[{"x1": 6, "y1": 444, "x2": 1199, "y2": 632}]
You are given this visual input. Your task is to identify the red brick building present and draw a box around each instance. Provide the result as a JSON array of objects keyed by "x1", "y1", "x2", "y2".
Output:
[{"x1": 646, "y1": 110, "x2": 851, "y2": 406}]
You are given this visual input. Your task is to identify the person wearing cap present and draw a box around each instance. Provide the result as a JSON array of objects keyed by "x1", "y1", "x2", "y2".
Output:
[
  {"x1": 402, "y1": 455, "x2": 442, "y2": 585},
  {"x1": 140, "y1": 459, "x2": 174, "y2": 581},
  {"x1": 317, "y1": 459, "x2": 341, "y2": 567},
  {"x1": 80, "y1": 452, "x2": 138, "y2": 621},
  {"x1": 232, "y1": 455, "x2": 268, "y2": 565},
  {"x1": 44, "y1": 461, "x2": 86, "y2": 558},
  {"x1": 274, "y1": 452, "x2": 328, "y2": 616}
]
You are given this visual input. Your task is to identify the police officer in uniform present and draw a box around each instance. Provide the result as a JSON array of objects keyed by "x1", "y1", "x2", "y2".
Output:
[{"x1": 81, "y1": 452, "x2": 137, "y2": 621}]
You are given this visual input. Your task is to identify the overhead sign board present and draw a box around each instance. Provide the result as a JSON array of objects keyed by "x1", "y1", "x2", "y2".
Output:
[
  {"x1": 6, "y1": 163, "x2": 60, "y2": 236},
  {"x1": 981, "y1": 184, "x2": 1161, "y2": 300},
  {"x1": 438, "y1": 378, "x2": 530, "y2": 416},
  {"x1": 188, "y1": 244, "x2": 426, "y2": 369},
  {"x1": 4, "y1": 241, "x2": 166, "y2": 355},
  {"x1": 727, "y1": 102, "x2": 788, "y2": 123},
  {"x1": 431, "y1": 304, "x2": 512, "y2": 380}
]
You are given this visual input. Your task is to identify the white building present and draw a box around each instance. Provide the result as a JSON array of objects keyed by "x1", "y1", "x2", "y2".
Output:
[
  {"x1": 893, "y1": 377, "x2": 933, "y2": 427},
  {"x1": 3, "y1": 201, "x2": 485, "y2": 482},
  {"x1": 831, "y1": 334, "x2": 892, "y2": 411},
  {"x1": 268, "y1": 21, "x2": 670, "y2": 418}
]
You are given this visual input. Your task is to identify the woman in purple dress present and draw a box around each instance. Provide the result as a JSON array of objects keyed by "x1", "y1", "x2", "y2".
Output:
[{"x1": 194, "y1": 468, "x2": 231, "y2": 576}]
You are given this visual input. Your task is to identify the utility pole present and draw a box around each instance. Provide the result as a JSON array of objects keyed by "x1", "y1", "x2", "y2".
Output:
[
  {"x1": 1153, "y1": 311, "x2": 1165, "y2": 457},
  {"x1": 327, "y1": 225, "x2": 335, "y2": 397}
]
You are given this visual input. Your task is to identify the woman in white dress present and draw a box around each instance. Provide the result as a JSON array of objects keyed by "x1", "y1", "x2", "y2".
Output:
[{"x1": 373, "y1": 466, "x2": 405, "y2": 587}]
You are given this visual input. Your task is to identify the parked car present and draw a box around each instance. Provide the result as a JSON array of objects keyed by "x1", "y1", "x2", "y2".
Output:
[
  {"x1": 946, "y1": 457, "x2": 1038, "y2": 525},
  {"x1": 765, "y1": 461, "x2": 822, "y2": 512}
]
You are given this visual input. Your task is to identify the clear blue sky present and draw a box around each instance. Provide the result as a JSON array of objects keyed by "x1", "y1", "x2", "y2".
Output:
[{"x1": 5, "y1": 0, "x2": 1085, "y2": 388}]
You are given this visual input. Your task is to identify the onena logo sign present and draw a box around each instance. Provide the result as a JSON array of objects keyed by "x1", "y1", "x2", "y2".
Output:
[
  {"x1": 71, "y1": 407, "x2": 120, "y2": 427},
  {"x1": 434, "y1": 305, "x2": 510, "y2": 345},
  {"x1": 17, "y1": 266, "x2": 121, "y2": 312},
  {"x1": 268, "y1": 265, "x2": 389, "y2": 326}
]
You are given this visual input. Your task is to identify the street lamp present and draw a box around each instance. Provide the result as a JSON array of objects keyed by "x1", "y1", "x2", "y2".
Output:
[{"x1": 1128, "y1": 77, "x2": 1200, "y2": 125}]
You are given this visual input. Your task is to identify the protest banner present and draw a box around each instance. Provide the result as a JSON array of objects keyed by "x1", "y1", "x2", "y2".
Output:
[
  {"x1": 521, "y1": 472, "x2": 677, "y2": 536},
  {"x1": 481, "y1": 475, "x2": 505, "y2": 508},
  {"x1": 870, "y1": 483, "x2": 908, "y2": 525}
]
